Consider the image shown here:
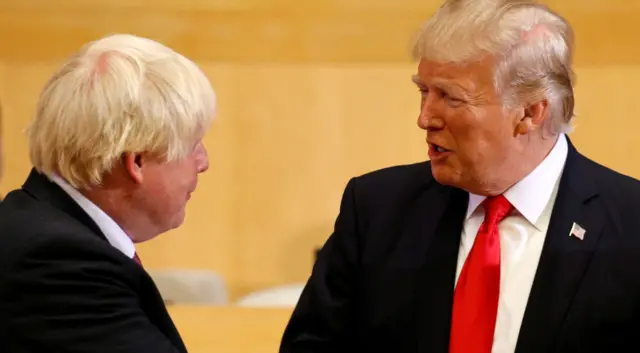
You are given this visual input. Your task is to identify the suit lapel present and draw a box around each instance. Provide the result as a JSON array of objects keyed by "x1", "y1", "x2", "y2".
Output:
[
  {"x1": 516, "y1": 143, "x2": 604, "y2": 353},
  {"x1": 411, "y1": 182, "x2": 468, "y2": 353}
]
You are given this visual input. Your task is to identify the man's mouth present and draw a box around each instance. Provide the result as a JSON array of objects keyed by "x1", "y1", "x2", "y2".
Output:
[{"x1": 429, "y1": 143, "x2": 452, "y2": 153}]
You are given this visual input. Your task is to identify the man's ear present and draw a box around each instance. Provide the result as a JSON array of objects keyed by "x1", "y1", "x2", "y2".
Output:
[
  {"x1": 515, "y1": 100, "x2": 549, "y2": 136},
  {"x1": 122, "y1": 152, "x2": 144, "y2": 184}
]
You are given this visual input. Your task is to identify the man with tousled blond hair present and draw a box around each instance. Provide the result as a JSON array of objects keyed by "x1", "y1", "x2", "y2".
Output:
[
  {"x1": 0, "y1": 34, "x2": 215, "y2": 352},
  {"x1": 281, "y1": 1, "x2": 640, "y2": 352}
]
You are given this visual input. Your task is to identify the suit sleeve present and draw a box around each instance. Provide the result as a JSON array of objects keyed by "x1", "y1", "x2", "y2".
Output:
[
  {"x1": 280, "y1": 178, "x2": 362, "y2": 353},
  {"x1": 0, "y1": 236, "x2": 181, "y2": 353}
]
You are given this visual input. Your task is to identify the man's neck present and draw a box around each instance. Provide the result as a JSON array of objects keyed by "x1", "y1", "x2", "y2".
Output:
[
  {"x1": 481, "y1": 134, "x2": 560, "y2": 196},
  {"x1": 81, "y1": 187, "x2": 146, "y2": 243}
]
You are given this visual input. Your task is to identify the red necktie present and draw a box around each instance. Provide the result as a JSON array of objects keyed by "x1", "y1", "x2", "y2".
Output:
[
  {"x1": 133, "y1": 252, "x2": 143, "y2": 267},
  {"x1": 450, "y1": 195, "x2": 513, "y2": 353}
]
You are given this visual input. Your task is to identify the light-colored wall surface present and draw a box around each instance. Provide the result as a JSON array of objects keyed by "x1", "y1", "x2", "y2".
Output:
[{"x1": 1, "y1": 0, "x2": 638, "y2": 299}]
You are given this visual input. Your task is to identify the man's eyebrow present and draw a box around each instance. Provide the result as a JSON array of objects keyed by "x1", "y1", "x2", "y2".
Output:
[
  {"x1": 412, "y1": 74, "x2": 470, "y2": 96},
  {"x1": 436, "y1": 81, "x2": 470, "y2": 95},
  {"x1": 411, "y1": 74, "x2": 424, "y2": 86}
]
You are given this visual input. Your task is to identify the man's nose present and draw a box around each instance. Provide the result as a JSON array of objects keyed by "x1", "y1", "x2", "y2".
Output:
[
  {"x1": 195, "y1": 143, "x2": 209, "y2": 173},
  {"x1": 417, "y1": 94, "x2": 444, "y2": 130}
]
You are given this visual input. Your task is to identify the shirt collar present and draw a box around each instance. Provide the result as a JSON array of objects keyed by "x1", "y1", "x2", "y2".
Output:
[
  {"x1": 466, "y1": 134, "x2": 569, "y2": 229},
  {"x1": 49, "y1": 175, "x2": 136, "y2": 259}
]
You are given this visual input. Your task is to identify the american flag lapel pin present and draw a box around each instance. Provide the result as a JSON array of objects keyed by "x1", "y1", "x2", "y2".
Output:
[{"x1": 569, "y1": 222, "x2": 586, "y2": 240}]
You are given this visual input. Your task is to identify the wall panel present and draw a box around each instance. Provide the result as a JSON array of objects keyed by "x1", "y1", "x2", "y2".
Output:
[{"x1": 1, "y1": 0, "x2": 638, "y2": 299}]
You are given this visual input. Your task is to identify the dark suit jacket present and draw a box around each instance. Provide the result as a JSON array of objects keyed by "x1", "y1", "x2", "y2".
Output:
[
  {"x1": 0, "y1": 169, "x2": 187, "y2": 353},
  {"x1": 280, "y1": 140, "x2": 640, "y2": 353}
]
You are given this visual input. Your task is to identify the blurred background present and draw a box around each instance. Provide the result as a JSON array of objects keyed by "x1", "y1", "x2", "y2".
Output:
[{"x1": 1, "y1": 0, "x2": 639, "y2": 351}]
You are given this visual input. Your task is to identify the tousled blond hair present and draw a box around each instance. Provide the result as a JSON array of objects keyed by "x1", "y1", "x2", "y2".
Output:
[
  {"x1": 412, "y1": 0, "x2": 575, "y2": 133},
  {"x1": 27, "y1": 34, "x2": 216, "y2": 189}
]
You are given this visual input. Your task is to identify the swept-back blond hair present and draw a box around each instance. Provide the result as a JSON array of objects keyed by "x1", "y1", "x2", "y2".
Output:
[
  {"x1": 27, "y1": 34, "x2": 216, "y2": 189},
  {"x1": 412, "y1": 0, "x2": 575, "y2": 133}
]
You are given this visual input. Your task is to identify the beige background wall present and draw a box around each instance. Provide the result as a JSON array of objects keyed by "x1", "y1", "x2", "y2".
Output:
[{"x1": 1, "y1": 0, "x2": 639, "y2": 299}]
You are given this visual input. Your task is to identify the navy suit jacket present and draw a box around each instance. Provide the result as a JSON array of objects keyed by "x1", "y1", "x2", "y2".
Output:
[
  {"x1": 0, "y1": 170, "x2": 187, "y2": 352},
  {"x1": 280, "y1": 139, "x2": 640, "y2": 353}
]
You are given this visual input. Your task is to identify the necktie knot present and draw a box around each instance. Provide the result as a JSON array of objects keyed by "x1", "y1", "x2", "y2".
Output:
[
  {"x1": 133, "y1": 252, "x2": 143, "y2": 267},
  {"x1": 483, "y1": 194, "x2": 513, "y2": 226}
]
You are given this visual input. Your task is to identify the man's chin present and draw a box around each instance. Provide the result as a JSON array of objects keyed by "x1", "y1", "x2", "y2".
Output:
[
  {"x1": 430, "y1": 166, "x2": 457, "y2": 187},
  {"x1": 158, "y1": 209, "x2": 187, "y2": 235},
  {"x1": 172, "y1": 208, "x2": 187, "y2": 228}
]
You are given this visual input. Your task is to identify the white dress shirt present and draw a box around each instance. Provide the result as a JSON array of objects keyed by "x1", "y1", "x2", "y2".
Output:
[
  {"x1": 455, "y1": 134, "x2": 569, "y2": 353},
  {"x1": 50, "y1": 175, "x2": 136, "y2": 259}
]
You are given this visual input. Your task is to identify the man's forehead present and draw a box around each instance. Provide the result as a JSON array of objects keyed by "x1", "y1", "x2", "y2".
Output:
[
  {"x1": 415, "y1": 58, "x2": 494, "y2": 92},
  {"x1": 412, "y1": 74, "x2": 470, "y2": 91}
]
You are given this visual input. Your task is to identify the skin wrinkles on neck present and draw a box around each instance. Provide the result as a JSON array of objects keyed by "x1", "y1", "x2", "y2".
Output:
[
  {"x1": 79, "y1": 179, "x2": 152, "y2": 243},
  {"x1": 479, "y1": 134, "x2": 559, "y2": 196}
]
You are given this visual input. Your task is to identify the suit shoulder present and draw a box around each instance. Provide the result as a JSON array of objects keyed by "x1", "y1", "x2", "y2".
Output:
[
  {"x1": 580, "y1": 156, "x2": 640, "y2": 210},
  {"x1": 0, "y1": 189, "x2": 88, "y2": 242},
  {"x1": 584, "y1": 157, "x2": 640, "y2": 194},
  {"x1": 0, "y1": 191, "x2": 122, "y2": 272},
  {"x1": 338, "y1": 161, "x2": 436, "y2": 215},
  {"x1": 351, "y1": 161, "x2": 433, "y2": 191}
]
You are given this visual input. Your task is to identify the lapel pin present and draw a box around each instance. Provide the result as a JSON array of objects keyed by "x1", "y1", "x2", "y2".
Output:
[{"x1": 569, "y1": 222, "x2": 586, "y2": 240}]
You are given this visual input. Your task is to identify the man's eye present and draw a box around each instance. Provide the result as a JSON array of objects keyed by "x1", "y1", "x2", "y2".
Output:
[{"x1": 444, "y1": 95, "x2": 464, "y2": 106}]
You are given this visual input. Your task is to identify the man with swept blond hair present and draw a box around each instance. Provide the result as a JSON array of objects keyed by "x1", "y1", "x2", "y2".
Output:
[
  {"x1": 0, "y1": 34, "x2": 215, "y2": 352},
  {"x1": 281, "y1": 1, "x2": 640, "y2": 352}
]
